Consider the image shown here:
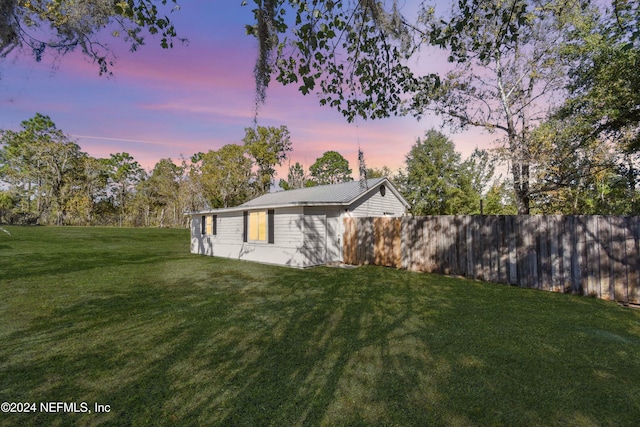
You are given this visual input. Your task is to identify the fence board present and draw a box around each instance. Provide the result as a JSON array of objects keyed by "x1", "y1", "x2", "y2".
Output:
[
  {"x1": 547, "y1": 216, "x2": 562, "y2": 292},
  {"x1": 630, "y1": 217, "x2": 640, "y2": 304},
  {"x1": 585, "y1": 216, "x2": 599, "y2": 297},
  {"x1": 401, "y1": 217, "x2": 412, "y2": 270},
  {"x1": 598, "y1": 216, "x2": 613, "y2": 300},
  {"x1": 538, "y1": 216, "x2": 550, "y2": 291},
  {"x1": 482, "y1": 216, "x2": 490, "y2": 280},
  {"x1": 530, "y1": 216, "x2": 540, "y2": 289},
  {"x1": 473, "y1": 216, "x2": 482, "y2": 280},
  {"x1": 558, "y1": 216, "x2": 568, "y2": 291},
  {"x1": 576, "y1": 216, "x2": 587, "y2": 295},
  {"x1": 507, "y1": 216, "x2": 518, "y2": 285},
  {"x1": 487, "y1": 216, "x2": 497, "y2": 283},
  {"x1": 625, "y1": 217, "x2": 638, "y2": 303},
  {"x1": 610, "y1": 216, "x2": 627, "y2": 301},
  {"x1": 413, "y1": 218, "x2": 426, "y2": 272},
  {"x1": 465, "y1": 216, "x2": 474, "y2": 277},
  {"x1": 497, "y1": 216, "x2": 508, "y2": 284},
  {"x1": 343, "y1": 218, "x2": 355, "y2": 265}
]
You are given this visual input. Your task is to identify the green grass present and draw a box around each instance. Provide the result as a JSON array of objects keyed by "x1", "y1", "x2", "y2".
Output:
[{"x1": 1, "y1": 226, "x2": 640, "y2": 426}]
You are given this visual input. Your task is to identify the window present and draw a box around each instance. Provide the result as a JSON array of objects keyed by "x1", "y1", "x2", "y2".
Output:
[
  {"x1": 249, "y1": 211, "x2": 266, "y2": 241},
  {"x1": 206, "y1": 215, "x2": 213, "y2": 235},
  {"x1": 201, "y1": 215, "x2": 217, "y2": 235},
  {"x1": 244, "y1": 210, "x2": 274, "y2": 244}
]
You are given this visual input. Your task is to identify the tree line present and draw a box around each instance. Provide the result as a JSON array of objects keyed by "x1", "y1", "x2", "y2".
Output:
[
  {"x1": 6, "y1": 111, "x2": 636, "y2": 228},
  {"x1": 0, "y1": 115, "x2": 374, "y2": 226},
  {"x1": 0, "y1": 113, "x2": 640, "y2": 227}
]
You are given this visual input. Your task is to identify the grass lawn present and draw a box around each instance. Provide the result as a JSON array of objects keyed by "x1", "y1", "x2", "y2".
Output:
[{"x1": 1, "y1": 226, "x2": 640, "y2": 426}]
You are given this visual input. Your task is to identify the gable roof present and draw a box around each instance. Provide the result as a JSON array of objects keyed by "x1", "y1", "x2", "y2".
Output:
[{"x1": 191, "y1": 178, "x2": 409, "y2": 214}]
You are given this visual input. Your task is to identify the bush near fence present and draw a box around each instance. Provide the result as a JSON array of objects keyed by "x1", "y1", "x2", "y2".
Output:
[{"x1": 343, "y1": 215, "x2": 640, "y2": 304}]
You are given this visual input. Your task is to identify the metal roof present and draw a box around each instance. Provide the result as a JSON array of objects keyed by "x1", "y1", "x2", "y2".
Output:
[
  {"x1": 189, "y1": 178, "x2": 409, "y2": 214},
  {"x1": 240, "y1": 178, "x2": 387, "y2": 207}
]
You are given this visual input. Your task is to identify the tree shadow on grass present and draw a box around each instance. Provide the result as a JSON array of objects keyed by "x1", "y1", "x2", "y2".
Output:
[
  {"x1": 1, "y1": 262, "x2": 639, "y2": 426},
  {"x1": 0, "y1": 264, "x2": 453, "y2": 425}
]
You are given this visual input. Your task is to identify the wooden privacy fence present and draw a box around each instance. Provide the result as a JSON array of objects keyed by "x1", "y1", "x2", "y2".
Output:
[{"x1": 343, "y1": 215, "x2": 640, "y2": 304}]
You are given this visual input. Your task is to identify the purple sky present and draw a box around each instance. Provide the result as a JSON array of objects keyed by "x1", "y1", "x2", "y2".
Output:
[{"x1": 0, "y1": 1, "x2": 492, "y2": 178}]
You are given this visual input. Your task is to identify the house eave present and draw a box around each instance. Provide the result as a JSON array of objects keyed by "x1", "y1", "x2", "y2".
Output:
[{"x1": 187, "y1": 201, "x2": 351, "y2": 216}]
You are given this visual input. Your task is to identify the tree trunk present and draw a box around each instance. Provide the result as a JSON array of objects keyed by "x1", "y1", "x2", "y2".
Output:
[{"x1": 513, "y1": 161, "x2": 531, "y2": 215}]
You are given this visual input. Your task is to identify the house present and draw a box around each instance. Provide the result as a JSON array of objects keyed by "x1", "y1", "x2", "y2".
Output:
[{"x1": 189, "y1": 177, "x2": 409, "y2": 268}]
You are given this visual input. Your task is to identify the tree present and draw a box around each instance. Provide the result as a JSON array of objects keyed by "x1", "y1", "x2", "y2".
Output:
[
  {"x1": 0, "y1": 113, "x2": 83, "y2": 224},
  {"x1": 37, "y1": 133, "x2": 83, "y2": 225},
  {"x1": 279, "y1": 161, "x2": 307, "y2": 190},
  {"x1": 107, "y1": 152, "x2": 145, "y2": 226},
  {"x1": 527, "y1": 117, "x2": 639, "y2": 214},
  {"x1": 484, "y1": 180, "x2": 518, "y2": 215},
  {"x1": 462, "y1": 148, "x2": 495, "y2": 199},
  {"x1": 366, "y1": 166, "x2": 395, "y2": 180},
  {"x1": 309, "y1": 151, "x2": 353, "y2": 185},
  {"x1": 180, "y1": 153, "x2": 208, "y2": 215},
  {"x1": 76, "y1": 155, "x2": 110, "y2": 224},
  {"x1": 398, "y1": 129, "x2": 477, "y2": 215},
  {"x1": 200, "y1": 144, "x2": 252, "y2": 208},
  {"x1": 243, "y1": 125, "x2": 292, "y2": 195},
  {"x1": 556, "y1": 2, "x2": 640, "y2": 152},
  {"x1": 134, "y1": 158, "x2": 183, "y2": 227},
  {"x1": 1, "y1": 0, "x2": 181, "y2": 76},
  {"x1": 357, "y1": 147, "x2": 367, "y2": 181},
  {"x1": 0, "y1": 190, "x2": 16, "y2": 224}
]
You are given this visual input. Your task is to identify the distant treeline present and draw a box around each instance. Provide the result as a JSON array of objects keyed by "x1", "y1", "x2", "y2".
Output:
[{"x1": 2, "y1": 114, "x2": 639, "y2": 227}]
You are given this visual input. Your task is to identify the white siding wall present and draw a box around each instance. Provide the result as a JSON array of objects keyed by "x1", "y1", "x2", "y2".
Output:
[
  {"x1": 190, "y1": 215, "x2": 204, "y2": 253},
  {"x1": 274, "y1": 207, "x2": 304, "y2": 248},
  {"x1": 191, "y1": 207, "x2": 317, "y2": 268},
  {"x1": 302, "y1": 207, "x2": 326, "y2": 266},
  {"x1": 348, "y1": 184, "x2": 406, "y2": 217},
  {"x1": 326, "y1": 208, "x2": 342, "y2": 263}
]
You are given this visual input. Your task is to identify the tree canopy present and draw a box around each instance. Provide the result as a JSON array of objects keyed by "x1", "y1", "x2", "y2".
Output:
[
  {"x1": 309, "y1": 150, "x2": 353, "y2": 185},
  {"x1": 0, "y1": 113, "x2": 81, "y2": 224},
  {"x1": 243, "y1": 125, "x2": 292, "y2": 195},
  {"x1": 1, "y1": 0, "x2": 181, "y2": 75},
  {"x1": 398, "y1": 129, "x2": 484, "y2": 215}
]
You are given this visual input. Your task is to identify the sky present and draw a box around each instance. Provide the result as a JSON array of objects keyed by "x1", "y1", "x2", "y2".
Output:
[{"x1": 0, "y1": 1, "x2": 494, "y2": 180}]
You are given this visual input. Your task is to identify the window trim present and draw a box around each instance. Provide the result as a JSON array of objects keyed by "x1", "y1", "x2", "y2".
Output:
[{"x1": 243, "y1": 210, "x2": 275, "y2": 244}]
